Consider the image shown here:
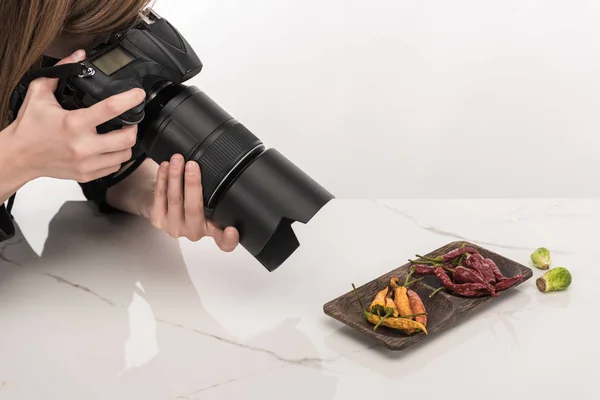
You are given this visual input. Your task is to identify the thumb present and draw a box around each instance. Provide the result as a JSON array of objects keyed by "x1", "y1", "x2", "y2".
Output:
[
  {"x1": 32, "y1": 49, "x2": 87, "y2": 96},
  {"x1": 47, "y1": 49, "x2": 87, "y2": 92},
  {"x1": 55, "y1": 49, "x2": 87, "y2": 66}
]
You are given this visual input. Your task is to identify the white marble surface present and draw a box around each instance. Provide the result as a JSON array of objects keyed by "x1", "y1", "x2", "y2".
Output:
[{"x1": 0, "y1": 198, "x2": 596, "y2": 399}]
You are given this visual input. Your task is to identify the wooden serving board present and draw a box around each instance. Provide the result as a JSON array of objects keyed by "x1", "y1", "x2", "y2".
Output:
[{"x1": 323, "y1": 241, "x2": 533, "y2": 350}]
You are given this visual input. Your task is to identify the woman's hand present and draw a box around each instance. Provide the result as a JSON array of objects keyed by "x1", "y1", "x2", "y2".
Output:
[
  {"x1": 8, "y1": 49, "x2": 146, "y2": 183},
  {"x1": 147, "y1": 154, "x2": 239, "y2": 252}
]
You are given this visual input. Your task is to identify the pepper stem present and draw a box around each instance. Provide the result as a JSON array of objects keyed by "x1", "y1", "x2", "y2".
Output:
[
  {"x1": 373, "y1": 309, "x2": 392, "y2": 331},
  {"x1": 415, "y1": 254, "x2": 442, "y2": 263},
  {"x1": 404, "y1": 277, "x2": 424, "y2": 287},
  {"x1": 351, "y1": 284, "x2": 367, "y2": 313},
  {"x1": 409, "y1": 259, "x2": 437, "y2": 265},
  {"x1": 455, "y1": 243, "x2": 468, "y2": 265},
  {"x1": 429, "y1": 287, "x2": 445, "y2": 298},
  {"x1": 404, "y1": 266, "x2": 416, "y2": 286},
  {"x1": 441, "y1": 265, "x2": 456, "y2": 274}
]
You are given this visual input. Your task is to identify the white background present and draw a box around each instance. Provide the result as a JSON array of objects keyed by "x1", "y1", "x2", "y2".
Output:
[{"x1": 21, "y1": 0, "x2": 599, "y2": 204}]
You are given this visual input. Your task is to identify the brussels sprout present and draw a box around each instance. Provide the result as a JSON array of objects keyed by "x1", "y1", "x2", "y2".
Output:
[
  {"x1": 536, "y1": 267, "x2": 572, "y2": 293},
  {"x1": 530, "y1": 247, "x2": 551, "y2": 269}
]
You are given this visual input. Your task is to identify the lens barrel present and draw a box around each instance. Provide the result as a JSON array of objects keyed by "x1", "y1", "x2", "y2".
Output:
[
  {"x1": 140, "y1": 83, "x2": 263, "y2": 210},
  {"x1": 139, "y1": 83, "x2": 334, "y2": 271}
]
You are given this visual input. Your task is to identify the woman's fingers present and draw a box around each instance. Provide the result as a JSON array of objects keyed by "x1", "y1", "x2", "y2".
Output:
[
  {"x1": 151, "y1": 161, "x2": 169, "y2": 225},
  {"x1": 72, "y1": 88, "x2": 146, "y2": 129},
  {"x1": 167, "y1": 154, "x2": 185, "y2": 230},
  {"x1": 94, "y1": 125, "x2": 138, "y2": 154},
  {"x1": 183, "y1": 161, "x2": 204, "y2": 239},
  {"x1": 85, "y1": 148, "x2": 132, "y2": 173},
  {"x1": 40, "y1": 50, "x2": 87, "y2": 96},
  {"x1": 19, "y1": 50, "x2": 87, "y2": 113},
  {"x1": 149, "y1": 155, "x2": 239, "y2": 250}
]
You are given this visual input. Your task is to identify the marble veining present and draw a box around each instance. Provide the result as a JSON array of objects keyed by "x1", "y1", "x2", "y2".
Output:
[
  {"x1": 44, "y1": 273, "x2": 119, "y2": 308},
  {"x1": 372, "y1": 199, "x2": 584, "y2": 255}
]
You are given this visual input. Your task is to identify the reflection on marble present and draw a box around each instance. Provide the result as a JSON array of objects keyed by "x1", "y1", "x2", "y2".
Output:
[{"x1": 0, "y1": 198, "x2": 597, "y2": 399}]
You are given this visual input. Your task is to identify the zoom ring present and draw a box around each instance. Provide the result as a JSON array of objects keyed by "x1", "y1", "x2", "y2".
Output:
[{"x1": 196, "y1": 122, "x2": 262, "y2": 204}]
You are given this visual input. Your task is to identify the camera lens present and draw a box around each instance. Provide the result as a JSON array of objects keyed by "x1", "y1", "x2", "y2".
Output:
[
  {"x1": 140, "y1": 82, "x2": 264, "y2": 212},
  {"x1": 138, "y1": 82, "x2": 334, "y2": 271}
]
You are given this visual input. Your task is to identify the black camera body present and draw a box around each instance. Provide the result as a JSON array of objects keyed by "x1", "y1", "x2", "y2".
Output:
[{"x1": 52, "y1": 10, "x2": 334, "y2": 271}]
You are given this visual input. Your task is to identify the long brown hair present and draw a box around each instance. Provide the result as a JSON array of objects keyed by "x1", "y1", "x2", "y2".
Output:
[{"x1": 0, "y1": 0, "x2": 151, "y2": 129}]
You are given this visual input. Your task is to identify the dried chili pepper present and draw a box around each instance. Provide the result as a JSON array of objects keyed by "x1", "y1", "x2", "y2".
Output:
[
  {"x1": 390, "y1": 278, "x2": 413, "y2": 319},
  {"x1": 385, "y1": 291, "x2": 399, "y2": 317},
  {"x1": 464, "y1": 253, "x2": 495, "y2": 284},
  {"x1": 453, "y1": 266, "x2": 486, "y2": 284},
  {"x1": 453, "y1": 266, "x2": 496, "y2": 294},
  {"x1": 416, "y1": 246, "x2": 479, "y2": 264},
  {"x1": 367, "y1": 313, "x2": 428, "y2": 334},
  {"x1": 372, "y1": 307, "x2": 393, "y2": 330},
  {"x1": 494, "y1": 274, "x2": 525, "y2": 291},
  {"x1": 410, "y1": 260, "x2": 455, "y2": 274},
  {"x1": 411, "y1": 264, "x2": 436, "y2": 275},
  {"x1": 433, "y1": 266, "x2": 498, "y2": 297},
  {"x1": 483, "y1": 258, "x2": 508, "y2": 282},
  {"x1": 369, "y1": 287, "x2": 389, "y2": 316},
  {"x1": 406, "y1": 288, "x2": 427, "y2": 334}
]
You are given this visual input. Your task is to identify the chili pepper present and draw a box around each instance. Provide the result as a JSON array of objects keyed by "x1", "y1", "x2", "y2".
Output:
[
  {"x1": 406, "y1": 288, "x2": 427, "y2": 334},
  {"x1": 372, "y1": 307, "x2": 393, "y2": 330},
  {"x1": 410, "y1": 261, "x2": 455, "y2": 274},
  {"x1": 453, "y1": 266, "x2": 497, "y2": 294},
  {"x1": 416, "y1": 246, "x2": 479, "y2": 263},
  {"x1": 352, "y1": 284, "x2": 428, "y2": 334},
  {"x1": 411, "y1": 264, "x2": 437, "y2": 275},
  {"x1": 483, "y1": 258, "x2": 508, "y2": 282},
  {"x1": 385, "y1": 291, "x2": 399, "y2": 317},
  {"x1": 367, "y1": 313, "x2": 428, "y2": 334},
  {"x1": 390, "y1": 278, "x2": 413, "y2": 319},
  {"x1": 433, "y1": 266, "x2": 498, "y2": 297},
  {"x1": 464, "y1": 253, "x2": 495, "y2": 284},
  {"x1": 369, "y1": 287, "x2": 388, "y2": 316},
  {"x1": 494, "y1": 274, "x2": 525, "y2": 291},
  {"x1": 453, "y1": 266, "x2": 486, "y2": 284}
]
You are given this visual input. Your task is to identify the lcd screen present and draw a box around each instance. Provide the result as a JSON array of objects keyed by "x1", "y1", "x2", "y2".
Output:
[{"x1": 92, "y1": 47, "x2": 135, "y2": 75}]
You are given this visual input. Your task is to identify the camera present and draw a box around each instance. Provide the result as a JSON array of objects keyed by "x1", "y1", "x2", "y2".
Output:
[{"x1": 35, "y1": 10, "x2": 334, "y2": 271}]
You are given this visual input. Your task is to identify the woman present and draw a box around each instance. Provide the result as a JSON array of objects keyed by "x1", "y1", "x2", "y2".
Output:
[{"x1": 0, "y1": 0, "x2": 239, "y2": 251}]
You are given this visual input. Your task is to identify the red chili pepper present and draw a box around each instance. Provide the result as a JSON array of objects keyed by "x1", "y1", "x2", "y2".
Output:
[
  {"x1": 433, "y1": 267, "x2": 497, "y2": 297},
  {"x1": 453, "y1": 266, "x2": 497, "y2": 294},
  {"x1": 494, "y1": 274, "x2": 525, "y2": 291},
  {"x1": 411, "y1": 265, "x2": 437, "y2": 275},
  {"x1": 464, "y1": 254, "x2": 495, "y2": 284},
  {"x1": 415, "y1": 247, "x2": 479, "y2": 264},
  {"x1": 439, "y1": 246, "x2": 479, "y2": 261},
  {"x1": 454, "y1": 266, "x2": 485, "y2": 284},
  {"x1": 483, "y1": 258, "x2": 507, "y2": 282}
]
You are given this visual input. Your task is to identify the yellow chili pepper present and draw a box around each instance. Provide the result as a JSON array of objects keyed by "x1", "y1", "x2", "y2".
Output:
[
  {"x1": 390, "y1": 277, "x2": 413, "y2": 319},
  {"x1": 369, "y1": 287, "x2": 388, "y2": 316},
  {"x1": 367, "y1": 313, "x2": 428, "y2": 334}
]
